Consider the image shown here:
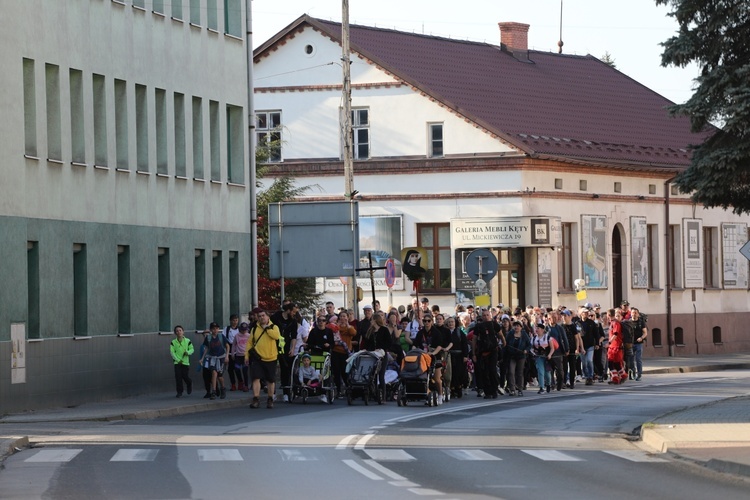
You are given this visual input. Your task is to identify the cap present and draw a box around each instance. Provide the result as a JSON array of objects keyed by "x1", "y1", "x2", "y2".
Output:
[
  {"x1": 621, "y1": 300, "x2": 630, "y2": 306},
  {"x1": 209, "y1": 322, "x2": 220, "y2": 329},
  {"x1": 239, "y1": 322, "x2": 249, "y2": 331},
  {"x1": 363, "y1": 304, "x2": 373, "y2": 310},
  {"x1": 497, "y1": 303, "x2": 504, "y2": 309},
  {"x1": 512, "y1": 320, "x2": 522, "y2": 326},
  {"x1": 251, "y1": 307, "x2": 264, "y2": 315},
  {"x1": 560, "y1": 310, "x2": 572, "y2": 316},
  {"x1": 301, "y1": 353, "x2": 311, "y2": 360},
  {"x1": 420, "y1": 297, "x2": 430, "y2": 303},
  {"x1": 535, "y1": 322, "x2": 545, "y2": 329},
  {"x1": 594, "y1": 303, "x2": 601, "y2": 308},
  {"x1": 583, "y1": 302, "x2": 593, "y2": 309},
  {"x1": 501, "y1": 314, "x2": 510, "y2": 321}
]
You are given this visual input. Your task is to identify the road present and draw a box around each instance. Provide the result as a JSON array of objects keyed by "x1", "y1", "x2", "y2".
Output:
[{"x1": 1, "y1": 371, "x2": 749, "y2": 499}]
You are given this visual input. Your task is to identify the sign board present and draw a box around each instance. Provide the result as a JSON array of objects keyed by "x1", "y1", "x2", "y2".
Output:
[
  {"x1": 269, "y1": 201, "x2": 358, "y2": 279},
  {"x1": 739, "y1": 239, "x2": 750, "y2": 262},
  {"x1": 451, "y1": 216, "x2": 562, "y2": 249},
  {"x1": 464, "y1": 248, "x2": 498, "y2": 282},
  {"x1": 384, "y1": 258, "x2": 397, "y2": 288}
]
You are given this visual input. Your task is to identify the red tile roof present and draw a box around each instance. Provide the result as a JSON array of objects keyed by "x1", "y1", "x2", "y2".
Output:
[{"x1": 256, "y1": 16, "x2": 709, "y2": 169}]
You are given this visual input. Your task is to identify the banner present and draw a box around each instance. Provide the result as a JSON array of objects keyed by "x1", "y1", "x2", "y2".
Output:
[
  {"x1": 581, "y1": 215, "x2": 608, "y2": 288},
  {"x1": 683, "y1": 218, "x2": 703, "y2": 288},
  {"x1": 722, "y1": 222, "x2": 748, "y2": 289},
  {"x1": 630, "y1": 216, "x2": 648, "y2": 288}
]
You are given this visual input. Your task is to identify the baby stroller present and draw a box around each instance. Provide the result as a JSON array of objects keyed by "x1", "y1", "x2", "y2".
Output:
[
  {"x1": 384, "y1": 353, "x2": 401, "y2": 402},
  {"x1": 287, "y1": 351, "x2": 334, "y2": 405},
  {"x1": 398, "y1": 349, "x2": 437, "y2": 406},
  {"x1": 345, "y1": 351, "x2": 383, "y2": 405}
]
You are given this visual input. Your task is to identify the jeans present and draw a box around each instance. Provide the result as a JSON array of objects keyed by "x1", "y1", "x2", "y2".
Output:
[
  {"x1": 535, "y1": 355, "x2": 551, "y2": 388},
  {"x1": 583, "y1": 346, "x2": 595, "y2": 379},
  {"x1": 506, "y1": 357, "x2": 525, "y2": 392},
  {"x1": 633, "y1": 343, "x2": 643, "y2": 377}
]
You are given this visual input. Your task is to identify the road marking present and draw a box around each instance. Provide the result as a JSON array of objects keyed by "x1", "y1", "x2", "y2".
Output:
[
  {"x1": 363, "y1": 449, "x2": 415, "y2": 461},
  {"x1": 342, "y1": 459, "x2": 383, "y2": 480},
  {"x1": 408, "y1": 488, "x2": 445, "y2": 496},
  {"x1": 24, "y1": 449, "x2": 82, "y2": 462},
  {"x1": 197, "y1": 449, "x2": 243, "y2": 461},
  {"x1": 363, "y1": 459, "x2": 407, "y2": 480},
  {"x1": 354, "y1": 433, "x2": 375, "y2": 450},
  {"x1": 278, "y1": 449, "x2": 317, "y2": 461},
  {"x1": 443, "y1": 449, "x2": 501, "y2": 461},
  {"x1": 336, "y1": 434, "x2": 359, "y2": 450},
  {"x1": 521, "y1": 449, "x2": 582, "y2": 461},
  {"x1": 110, "y1": 449, "x2": 158, "y2": 461},
  {"x1": 389, "y1": 480, "x2": 420, "y2": 487},
  {"x1": 603, "y1": 450, "x2": 668, "y2": 462}
]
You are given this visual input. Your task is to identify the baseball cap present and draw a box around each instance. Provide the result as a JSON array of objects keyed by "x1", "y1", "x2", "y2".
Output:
[
  {"x1": 209, "y1": 322, "x2": 220, "y2": 329},
  {"x1": 560, "y1": 310, "x2": 572, "y2": 316},
  {"x1": 363, "y1": 304, "x2": 373, "y2": 310},
  {"x1": 583, "y1": 302, "x2": 593, "y2": 309},
  {"x1": 501, "y1": 314, "x2": 510, "y2": 321},
  {"x1": 239, "y1": 322, "x2": 249, "y2": 331},
  {"x1": 420, "y1": 297, "x2": 430, "y2": 303},
  {"x1": 621, "y1": 300, "x2": 630, "y2": 306}
]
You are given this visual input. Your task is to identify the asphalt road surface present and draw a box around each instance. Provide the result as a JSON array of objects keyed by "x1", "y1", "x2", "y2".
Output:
[{"x1": 1, "y1": 371, "x2": 749, "y2": 499}]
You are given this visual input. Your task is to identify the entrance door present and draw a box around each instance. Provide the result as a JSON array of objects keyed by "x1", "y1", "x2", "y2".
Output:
[
  {"x1": 496, "y1": 249, "x2": 524, "y2": 309},
  {"x1": 612, "y1": 226, "x2": 623, "y2": 307}
]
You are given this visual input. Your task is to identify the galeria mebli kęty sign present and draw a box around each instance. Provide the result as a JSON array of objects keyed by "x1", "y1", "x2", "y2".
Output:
[{"x1": 451, "y1": 217, "x2": 562, "y2": 249}]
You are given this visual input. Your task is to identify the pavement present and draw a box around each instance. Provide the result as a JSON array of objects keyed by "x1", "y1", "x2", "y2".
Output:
[{"x1": 2, "y1": 353, "x2": 750, "y2": 479}]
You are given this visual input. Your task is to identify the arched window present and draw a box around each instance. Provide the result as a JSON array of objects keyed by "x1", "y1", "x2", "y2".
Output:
[
  {"x1": 651, "y1": 328, "x2": 662, "y2": 347},
  {"x1": 674, "y1": 327, "x2": 684, "y2": 346},
  {"x1": 712, "y1": 326, "x2": 722, "y2": 344}
]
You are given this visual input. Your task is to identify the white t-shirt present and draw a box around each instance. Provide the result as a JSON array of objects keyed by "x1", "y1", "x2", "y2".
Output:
[{"x1": 225, "y1": 326, "x2": 240, "y2": 345}]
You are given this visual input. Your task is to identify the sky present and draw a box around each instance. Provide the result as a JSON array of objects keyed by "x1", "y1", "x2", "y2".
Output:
[{"x1": 251, "y1": 0, "x2": 699, "y2": 105}]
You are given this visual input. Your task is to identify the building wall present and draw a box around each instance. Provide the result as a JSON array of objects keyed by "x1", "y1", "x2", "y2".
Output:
[{"x1": 0, "y1": 0, "x2": 252, "y2": 412}]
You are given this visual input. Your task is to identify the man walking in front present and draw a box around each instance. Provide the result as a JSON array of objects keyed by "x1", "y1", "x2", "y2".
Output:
[{"x1": 245, "y1": 308, "x2": 281, "y2": 409}]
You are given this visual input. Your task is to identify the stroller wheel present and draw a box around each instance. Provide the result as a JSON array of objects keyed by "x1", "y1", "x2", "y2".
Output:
[{"x1": 364, "y1": 393, "x2": 369, "y2": 405}]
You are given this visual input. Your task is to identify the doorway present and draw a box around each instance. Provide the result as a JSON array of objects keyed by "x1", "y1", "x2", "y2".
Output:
[
  {"x1": 611, "y1": 224, "x2": 625, "y2": 307},
  {"x1": 495, "y1": 248, "x2": 524, "y2": 309}
]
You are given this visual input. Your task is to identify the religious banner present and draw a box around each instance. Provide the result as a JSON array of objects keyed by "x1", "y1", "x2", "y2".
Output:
[
  {"x1": 581, "y1": 215, "x2": 608, "y2": 288},
  {"x1": 630, "y1": 216, "x2": 648, "y2": 288}
]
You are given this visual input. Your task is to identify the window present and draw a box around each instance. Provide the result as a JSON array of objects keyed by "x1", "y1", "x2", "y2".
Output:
[
  {"x1": 703, "y1": 226, "x2": 718, "y2": 287},
  {"x1": 153, "y1": 0, "x2": 165, "y2": 14},
  {"x1": 117, "y1": 245, "x2": 131, "y2": 334},
  {"x1": 647, "y1": 224, "x2": 659, "y2": 288},
  {"x1": 158, "y1": 247, "x2": 171, "y2": 332},
  {"x1": 713, "y1": 326, "x2": 722, "y2": 344},
  {"x1": 428, "y1": 123, "x2": 443, "y2": 158},
  {"x1": 558, "y1": 222, "x2": 574, "y2": 290},
  {"x1": 207, "y1": 0, "x2": 218, "y2": 31},
  {"x1": 674, "y1": 326, "x2": 684, "y2": 346},
  {"x1": 579, "y1": 179, "x2": 587, "y2": 191},
  {"x1": 224, "y1": 0, "x2": 242, "y2": 37},
  {"x1": 172, "y1": 0, "x2": 183, "y2": 19},
  {"x1": 133, "y1": 0, "x2": 145, "y2": 9},
  {"x1": 195, "y1": 249, "x2": 206, "y2": 329},
  {"x1": 23, "y1": 58, "x2": 37, "y2": 157},
  {"x1": 93, "y1": 74, "x2": 107, "y2": 166},
  {"x1": 669, "y1": 224, "x2": 682, "y2": 288},
  {"x1": 69, "y1": 69, "x2": 85, "y2": 164},
  {"x1": 649, "y1": 184, "x2": 656, "y2": 195},
  {"x1": 613, "y1": 181, "x2": 621, "y2": 193},
  {"x1": 229, "y1": 251, "x2": 239, "y2": 317},
  {"x1": 192, "y1": 96, "x2": 204, "y2": 178},
  {"x1": 45, "y1": 63, "x2": 62, "y2": 161},
  {"x1": 209, "y1": 100, "x2": 220, "y2": 180},
  {"x1": 352, "y1": 108, "x2": 369, "y2": 159},
  {"x1": 135, "y1": 83, "x2": 148, "y2": 171},
  {"x1": 671, "y1": 185, "x2": 679, "y2": 196},
  {"x1": 651, "y1": 328, "x2": 662, "y2": 347},
  {"x1": 256, "y1": 110, "x2": 281, "y2": 162},
  {"x1": 212, "y1": 250, "x2": 223, "y2": 324},
  {"x1": 226, "y1": 104, "x2": 244, "y2": 183},
  {"x1": 114, "y1": 79, "x2": 129, "y2": 169},
  {"x1": 155, "y1": 88, "x2": 168, "y2": 175},
  {"x1": 189, "y1": 0, "x2": 201, "y2": 24},
  {"x1": 554, "y1": 178, "x2": 563, "y2": 190},
  {"x1": 174, "y1": 92, "x2": 186, "y2": 177},
  {"x1": 73, "y1": 243, "x2": 88, "y2": 336},
  {"x1": 417, "y1": 223, "x2": 451, "y2": 291},
  {"x1": 27, "y1": 241, "x2": 40, "y2": 338}
]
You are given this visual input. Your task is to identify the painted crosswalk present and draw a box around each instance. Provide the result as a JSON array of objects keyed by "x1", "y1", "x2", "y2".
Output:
[{"x1": 22, "y1": 446, "x2": 669, "y2": 465}]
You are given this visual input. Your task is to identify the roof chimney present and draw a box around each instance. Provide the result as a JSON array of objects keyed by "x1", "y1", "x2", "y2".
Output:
[{"x1": 499, "y1": 22, "x2": 530, "y2": 61}]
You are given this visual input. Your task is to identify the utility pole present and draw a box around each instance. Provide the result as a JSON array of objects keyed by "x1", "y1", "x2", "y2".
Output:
[
  {"x1": 341, "y1": 0, "x2": 358, "y2": 317},
  {"x1": 245, "y1": 0, "x2": 258, "y2": 309}
]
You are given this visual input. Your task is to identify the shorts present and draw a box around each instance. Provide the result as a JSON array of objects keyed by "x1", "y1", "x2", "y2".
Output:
[
  {"x1": 205, "y1": 356, "x2": 225, "y2": 374},
  {"x1": 251, "y1": 359, "x2": 277, "y2": 383}
]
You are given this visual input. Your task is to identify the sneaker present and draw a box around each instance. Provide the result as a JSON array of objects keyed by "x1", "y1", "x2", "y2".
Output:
[
  {"x1": 250, "y1": 397, "x2": 260, "y2": 409},
  {"x1": 509, "y1": 390, "x2": 516, "y2": 397},
  {"x1": 476, "y1": 390, "x2": 484, "y2": 398},
  {"x1": 176, "y1": 393, "x2": 183, "y2": 398},
  {"x1": 283, "y1": 394, "x2": 289, "y2": 403},
  {"x1": 220, "y1": 387, "x2": 226, "y2": 399},
  {"x1": 585, "y1": 378, "x2": 593, "y2": 386},
  {"x1": 517, "y1": 390, "x2": 523, "y2": 397},
  {"x1": 497, "y1": 387, "x2": 505, "y2": 396},
  {"x1": 210, "y1": 392, "x2": 216, "y2": 400},
  {"x1": 267, "y1": 397, "x2": 274, "y2": 409},
  {"x1": 242, "y1": 385, "x2": 250, "y2": 392},
  {"x1": 230, "y1": 384, "x2": 237, "y2": 392},
  {"x1": 636, "y1": 375, "x2": 642, "y2": 381},
  {"x1": 538, "y1": 388, "x2": 545, "y2": 395},
  {"x1": 546, "y1": 385, "x2": 551, "y2": 393},
  {"x1": 319, "y1": 395, "x2": 328, "y2": 404},
  {"x1": 203, "y1": 392, "x2": 211, "y2": 399},
  {"x1": 186, "y1": 382, "x2": 192, "y2": 395}
]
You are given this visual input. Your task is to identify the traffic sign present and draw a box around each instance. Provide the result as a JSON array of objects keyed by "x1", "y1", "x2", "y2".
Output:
[
  {"x1": 464, "y1": 249, "x2": 498, "y2": 282},
  {"x1": 740, "y1": 240, "x2": 750, "y2": 261},
  {"x1": 384, "y1": 258, "x2": 397, "y2": 288}
]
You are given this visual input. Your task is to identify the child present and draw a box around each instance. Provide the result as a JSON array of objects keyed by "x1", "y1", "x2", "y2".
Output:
[{"x1": 298, "y1": 353, "x2": 320, "y2": 387}]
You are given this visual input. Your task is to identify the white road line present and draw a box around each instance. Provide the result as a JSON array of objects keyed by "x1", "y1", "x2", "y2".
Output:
[
  {"x1": 197, "y1": 449, "x2": 243, "y2": 461},
  {"x1": 354, "y1": 433, "x2": 375, "y2": 450},
  {"x1": 363, "y1": 459, "x2": 408, "y2": 480},
  {"x1": 603, "y1": 450, "x2": 668, "y2": 462},
  {"x1": 342, "y1": 459, "x2": 383, "y2": 480},
  {"x1": 24, "y1": 449, "x2": 82, "y2": 463},
  {"x1": 443, "y1": 449, "x2": 501, "y2": 461},
  {"x1": 408, "y1": 488, "x2": 445, "y2": 496},
  {"x1": 110, "y1": 449, "x2": 158, "y2": 462},
  {"x1": 363, "y1": 449, "x2": 416, "y2": 461},
  {"x1": 278, "y1": 449, "x2": 317, "y2": 461},
  {"x1": 389, "y1": 480, "x2": 420, "y2": 488},
  {"x1": 336, "y1": 434, "x2": 359, "y2": 450},
  {"x1": 521, "y1": 449, "x2": 582, "y2": 461}
]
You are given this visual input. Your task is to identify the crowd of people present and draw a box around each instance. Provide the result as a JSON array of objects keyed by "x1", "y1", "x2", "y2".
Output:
[{"x1": 169, "y1": 297, "x2": 648, "y2": 409}]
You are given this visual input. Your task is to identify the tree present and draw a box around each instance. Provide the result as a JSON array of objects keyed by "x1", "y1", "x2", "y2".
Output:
[
  {"x1": 600, "y1": 51, "x2": 617, "y2": 68},
  {"x1": 255, "y1": 140, "x2": 321, "y2": 312},
  {"x1": 656, "y1": 0, "x2": 750, "y2": 214}
]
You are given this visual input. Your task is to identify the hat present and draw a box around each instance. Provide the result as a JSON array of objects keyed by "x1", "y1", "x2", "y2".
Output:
[
  {"x1": 512, "y1": 320, "x2": 522, "y2": 326},
  {"x1": 397, "y1": 305, "x2": 406, "y2": 314},
  {"x1": 621, "y1": 300, "x2": 630, "y2": 306},
  {"x1": 420, "y1": 297, "x2": 430, "y2": 303},
  {"x1": 239, "y1": 322, "x2": 249, "y2": 331},
  {"x1": 535, "y1": 322, "x2": 545, "y2": 329},
  {"x1": 209, "y1": 322, "x2": 220, "y2": 329},
  {"x1": 363, "y1": 304, "x2": 373, "y2": 310},
  {"x1": 251, "y1": 307, "x2": 264, "y2": 315},
  {"x1": 583, "y1": 302, "x2": 593, "y2": 309},
  {"x1": 501, "y1": 314, "x2": 510, "y2": 321},
  {"x1": 497, "y1": 303, "x2": 504, "y2": 309},
  {"x1": 594, "y1": 303, "x2": 601, "y2": 308},
  {"x1": 560, "y1": 310, "x2": 572, "y2": 316}
]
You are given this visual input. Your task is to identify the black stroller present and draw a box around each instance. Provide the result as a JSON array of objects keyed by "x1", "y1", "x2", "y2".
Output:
[
  {"x1": 397, "y1": 349, "x2": 437, "y2": 406},
  {"x1": 345, "y1": 351, "x2": 383, "y2": 405}
]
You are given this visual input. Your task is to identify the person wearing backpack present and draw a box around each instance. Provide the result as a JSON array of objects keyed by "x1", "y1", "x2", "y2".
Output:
[
  {"x1": 472, "y1": 309, "x2": 503, "y2": 399},
  {"x1": 223, "y1": 314, "x2": 240, "y2": 391},
  {"x1": 200, "y1": 322, "x2": 229, "y2": 400},
  {"x1": 245, "y1": 308, "x2": 281, "y2": 409},
  {"x1": 545, "y1": 311, "x2": 568, "y2": 391}
]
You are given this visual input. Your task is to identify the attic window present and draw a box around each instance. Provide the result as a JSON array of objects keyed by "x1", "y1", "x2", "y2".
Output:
[{"x1": 304, "y1": 44, "x2": 316, "y2": 56}]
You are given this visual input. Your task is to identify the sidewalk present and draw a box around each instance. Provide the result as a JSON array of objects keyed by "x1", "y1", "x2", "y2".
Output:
[{"x1": 2, "y1": 353, "x2": 750, "y2": 476}]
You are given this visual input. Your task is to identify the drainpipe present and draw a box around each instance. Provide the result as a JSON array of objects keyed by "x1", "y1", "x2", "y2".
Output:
[
  {"x1": 693, "y1": 303, "x2": 699, "y2": 355},
  {"x1": 664, "y1": 175, "x2": 677, "y2": 357}
]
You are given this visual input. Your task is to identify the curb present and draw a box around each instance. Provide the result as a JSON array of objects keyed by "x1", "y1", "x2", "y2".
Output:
[
  {"x1": 643, "y1": 362, "x2": 750, "y2": 375},
  {"x1": 0, "y1": 436, "x2": 29, "y2": 462},
  {"x1": 705, "y1": 458, "x2": 750, "y2": 479}
]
